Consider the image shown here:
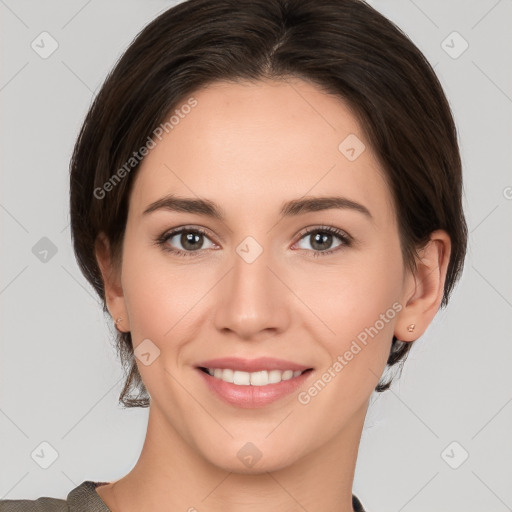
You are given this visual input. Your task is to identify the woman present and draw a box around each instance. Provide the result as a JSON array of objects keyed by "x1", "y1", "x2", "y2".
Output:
[{"x1": 0, "y1": 0, "x2": 467, "y2": 510}]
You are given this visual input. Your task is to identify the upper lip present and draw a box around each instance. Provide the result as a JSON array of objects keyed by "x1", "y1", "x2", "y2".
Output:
[{"x1": 197, "y1": 357, "x2": 312, "y2": 373}]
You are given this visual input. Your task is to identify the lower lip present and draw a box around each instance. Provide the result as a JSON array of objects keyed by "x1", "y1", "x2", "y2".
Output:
[{"x1": 197, "y1": 368, "x2": 312, "y2": 408}]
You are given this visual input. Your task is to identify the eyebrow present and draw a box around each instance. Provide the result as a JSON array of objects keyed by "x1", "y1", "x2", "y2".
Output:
[{"x1": 142, "y1": 194, "x2": 373, "y2": 221}]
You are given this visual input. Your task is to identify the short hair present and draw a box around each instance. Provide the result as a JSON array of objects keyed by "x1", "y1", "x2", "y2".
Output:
[{"x1": 69, "y1": 0, "x2": 468, "y2": 407}]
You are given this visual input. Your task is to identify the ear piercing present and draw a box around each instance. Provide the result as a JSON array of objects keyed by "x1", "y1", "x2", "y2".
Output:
[{"x1": 114, "y1": 316, "x2": 131, "y2": 333}]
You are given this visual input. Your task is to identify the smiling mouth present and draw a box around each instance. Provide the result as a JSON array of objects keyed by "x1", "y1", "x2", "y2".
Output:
[{"x1": 198, "y1": 367, "x2": 312, "y2": 386}]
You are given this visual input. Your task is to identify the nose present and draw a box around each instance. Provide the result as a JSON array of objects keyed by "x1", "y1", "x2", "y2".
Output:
[{"x1": 213, "y1": 242, "x2": 291, "y2": 341}]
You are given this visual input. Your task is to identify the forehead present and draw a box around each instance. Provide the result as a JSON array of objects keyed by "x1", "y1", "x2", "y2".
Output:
[{"x1": 129, "y1": 78, "x2": 394, "y2": 225}]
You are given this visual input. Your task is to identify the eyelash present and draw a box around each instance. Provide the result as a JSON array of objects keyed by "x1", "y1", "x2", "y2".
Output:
[{"x1": 154, "y1": 225, "x2": 352, "y2": 259}]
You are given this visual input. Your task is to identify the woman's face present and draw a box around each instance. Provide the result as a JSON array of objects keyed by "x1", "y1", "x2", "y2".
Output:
[{"x1": 112, "y1": 78, "x2": 415, "y2": 472}]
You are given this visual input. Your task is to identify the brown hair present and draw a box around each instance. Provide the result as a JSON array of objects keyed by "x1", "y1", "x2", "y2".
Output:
[{"x1": 69, "y1": 0, "x2": 467, "y2": 407}]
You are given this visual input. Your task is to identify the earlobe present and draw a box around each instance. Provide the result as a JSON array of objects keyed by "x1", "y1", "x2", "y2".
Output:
[
  {"x1": 395, "y1": 230, "x2": 451, "y2": 342},
  {"x1": 95, "y1": 232, "x2": 129, "y2": 331}
]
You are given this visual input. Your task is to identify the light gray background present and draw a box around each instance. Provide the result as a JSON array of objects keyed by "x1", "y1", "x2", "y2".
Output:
[{"x1": 1, "y1": 1, "x2": 511, "y2": 511}]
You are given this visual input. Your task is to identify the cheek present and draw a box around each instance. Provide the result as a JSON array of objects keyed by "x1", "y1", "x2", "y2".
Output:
[
  {"x1": 119, "y1": 241, "x2": 209, "y2": 399},
  {"x1": 312, "y1": 249, "x2": 401, "y2": 319},
  {"x1": 120, "y1": 230, "x2": 205, "y2": 336},
  {"x1": 293, "y1": 270, "x2": 401, "y2": 427},
  {"x1": 301, "y1": 244, "x2": 404, "y2": 375}
]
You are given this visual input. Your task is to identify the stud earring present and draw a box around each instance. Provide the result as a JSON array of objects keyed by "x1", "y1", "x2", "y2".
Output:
[
  {"x1": 407, "y1": 323, "x2": 416, "y2": 332},
  {"x1": 114, "y1": 317, "x2": 123, "y2": 329}
]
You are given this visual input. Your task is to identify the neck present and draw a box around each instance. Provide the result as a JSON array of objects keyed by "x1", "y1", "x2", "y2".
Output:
[{"x1": 101, "y1": 402, "x2": 367, "y2": 512}]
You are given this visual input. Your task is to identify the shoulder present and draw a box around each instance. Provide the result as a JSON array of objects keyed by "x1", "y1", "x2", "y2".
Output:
[
  {"x1": 0, "y1": 481, "x2": 111, "y2": 512},
  {"x1": 0, "y1": 497, "x2": 67, "y2": 512}
]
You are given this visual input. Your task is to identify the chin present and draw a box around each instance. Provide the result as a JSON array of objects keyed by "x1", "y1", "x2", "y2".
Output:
[
  {"x1": 208, "y1": 451, "x2": 300, "y2": 475},
  {"x1": 197, "y1": 434, "x2": 308, "y2": 475}
]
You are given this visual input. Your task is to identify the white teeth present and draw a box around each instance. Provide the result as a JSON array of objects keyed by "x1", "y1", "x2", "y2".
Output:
[
  {"x1": 205, "y1": 368, "x2": 304, "y2": 386},
  {"x1": 268, "y1": 369, "x2": 282, "y2": 384},
  {"x1": 250, "y1": 370, "x2": 268, "y2": 386},
  {"x1": 233, "y1": 370, "x2": 251, "y2": 385}
]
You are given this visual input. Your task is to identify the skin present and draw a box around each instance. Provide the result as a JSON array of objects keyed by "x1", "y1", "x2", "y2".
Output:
[{"x1": 94, "y1": 77, "x2": 451, "y2": 512}]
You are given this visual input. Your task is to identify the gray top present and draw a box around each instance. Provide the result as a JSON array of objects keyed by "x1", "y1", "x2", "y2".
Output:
[
  {"x1": 0, "y1": 481, "x2": 111, "y2": 512},
  {"x1": 0, "y1": 481, "x2": 365, "y2": 511}
]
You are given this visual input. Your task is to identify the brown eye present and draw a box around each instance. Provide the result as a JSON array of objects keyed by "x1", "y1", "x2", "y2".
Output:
[
  {"x1": 295, "y1": 226, "x2": 351, "y2": 257},
  {"x1": 156, "y1": 227, "x2": 217, "y2": 257}
]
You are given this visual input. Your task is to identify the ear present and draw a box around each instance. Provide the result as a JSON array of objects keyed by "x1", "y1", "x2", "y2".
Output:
[
  {"x1": 95, "y1": 232, "x2": 130, "y2": 332},
  {"x1": 395, "y1": 229, "x2": 451, "y2": 342}
]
